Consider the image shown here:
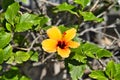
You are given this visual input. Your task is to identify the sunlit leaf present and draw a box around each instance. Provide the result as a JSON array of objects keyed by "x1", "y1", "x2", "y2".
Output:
[
  {"x1": 114, "y1": 64, "x2": 120, "y2": 80},
  {"x1": 54, "y1": 2, "x2": 78, "y2": 15},
  {"x1": 55, "y1": 2, "x2": 75, "y2": 12},
  {"x1": 89, "y1": 70, "x2": 108, "y2": 80},
  {"x1": 20, "y1": 76, "x2": 30, "y2": 80},
  {"x1": 0, "y1": 49, "x2": 4, "y2": 64},
  {"x1": 74, "y1": 0, "x2": 90, "y2": 9},
  {"x1": 15, "y1": 51, "x2": 30, "y2": 63},
  {"x1": 6, "y1": 56, "x2": 14, "y2": 64},
  {"x1": 15, "y1": 13, "x2": 41, "y2": 32},
  {"x1": 0, "y1": 65, "x2": 2, "y2": 71},
  {"x1": 105, "y1": 61, "x2": 116, "y2": 79},
  {"x1": 29, "y1": 51, "x2": 39, "y2": 62},
  {"x1": 79, "y1": 11, "x2": 103, "y2": 22},
  {"x1": 15, "y1": 22, "x2": 33, "y2": 32},
  {"x1": 5, "y1": 2, "x2": 20, "y2": 25},
  {"x1": 6, "y1": 22, "x2": 12, "y2": 32},
  {"x1": 0, "y1": 31, "x2": 12, "y2": 48},
  {"x1": 3, "y1": 45, "x2": 13, "y2": 61}
]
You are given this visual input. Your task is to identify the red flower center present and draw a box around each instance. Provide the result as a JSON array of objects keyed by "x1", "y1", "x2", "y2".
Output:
[{"x1": 57, "y1": 41, "x2": 66, "y2": 49}]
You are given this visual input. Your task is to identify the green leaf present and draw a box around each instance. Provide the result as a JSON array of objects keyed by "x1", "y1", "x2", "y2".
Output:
[
  {"x1": 68, "y1": 63, "x2": 86, "y2": 80},
  {"x1": 71, "y1": 46, "x2": 87, "y2": 63},
  {"x1": 0, "y1": 65, "x2": 2, "y2": 71},
  {"x1": 6, "y1": 56, "x2": 14, "y2": 64},
  {"x1": 4, "y1": 67, "x2": 19, "y2": 79},
  {"x1": 105, "y1": 61, "x2": 116, "y2": 79},
  {"x1": 20, "y1": 76, "x2": 30, "y2": 80},
  {"x1": 34, "y1": 16, "x2": 49, "y2": 30},
  {"x1": 58, "y1": 25, "x2": 69, "y2": 33},
  {"x1": 6, "y1": 22, "x2": 12, "y2": 32},
  {"x1": 39, "y1": 17, "x2": 49, "y2": 27},
  {"x1": 0, "y1": 31, "x2": 12, "y2": 48},
  {"x1": 3, "y1": 45, "x2": 13, "y2": 61},
  {"x1": 29, "y1": 51, "x2": 38, "y2": 62},
  {"x1": 54, "y1": 2, "x2": 78, "y2": 16},
  {"x1": 89, "y1": 70, "x2": 108, "y2": 80},
  {"x1": 114, "y1": 64, "x2": 120, "y2": 80},
  {"x1": 20, "y1": 13, "x2": 40, "y2": 24},
  {"x1": 55, "y1": 2, "x2": 75, "y2": 12},
  {"x1": 5, "y1": 2, "x2": 20, "y2": 25},
  {"x1": 13, "y1": 33, "x2": 27, "y2": 45},
  {"x1": 15, "y1": 51, "x2": 30, "y2": 64},
  {"x1": 2, "y1": 0, "x2": 14, "y2": 10},
  {"x1": 21, "y1": 0, "x2": 28, "y2": 4},
  {"x1": 96, "y1": 49, "x2": 112, "y2": 58},
  {"x1": 15, "y1": 22, "x2": 33, "y2": 32},
  {"x1": 15, "y1": 13, "x2": 40, "y2": 32},
  {"x1": 74, "y1": 0, "x2": 90, "y2": 9},
  {"x1": 0, "y1": 49, "x2": 4, "y2": 64},
  {"x1": 82, "y1": 42, "x2": 112, "y2": 59},
  {"x1": 82, "y1": 42, "x2": 100, "y2": 58},
  {"x1": 79, "y1": 11, "x2": 103, "y2": 22}
]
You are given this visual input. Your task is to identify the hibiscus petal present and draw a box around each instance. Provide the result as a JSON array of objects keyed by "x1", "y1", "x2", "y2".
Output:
[
  {"x1": 47, "y1": 27, "x2": 62, "y2": 40},
  {"x1": 63, "y1": 28, "x2": 76, "y2": 41},
  {"x1": 68, "y1": 41, "x2": 80, "y2": 48},
  {"x1": 41, "y1": 39, "x2": 57, "y2": 53},
  {"x1": 57, "y1": 47, "x2": 70, "y2": 58}
]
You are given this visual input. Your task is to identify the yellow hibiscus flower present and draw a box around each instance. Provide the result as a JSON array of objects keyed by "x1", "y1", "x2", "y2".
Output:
[{"x1": 41, "y1": 26, "x2": 80, "y2": 58}]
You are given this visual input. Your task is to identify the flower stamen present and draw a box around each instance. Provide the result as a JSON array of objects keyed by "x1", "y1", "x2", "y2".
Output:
[{"x1": 57, "y1": 41, "x2": 66, "y2": 49}]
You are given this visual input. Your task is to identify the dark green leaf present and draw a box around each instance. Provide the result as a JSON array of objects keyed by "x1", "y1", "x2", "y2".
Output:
[
  {"x1": 89, "y1": 70, "x2": 108, "y2": 80},
  {"x1": 0, "y1": 31, "x2": 11, "y2": 48},
  {"x1": 69, "y1": 63, "x2": 86, "y2": 80},
  {"x1": 79, "y1": 11, "x2": 103, "y2": 22},
  {"x1": 2, "y1": 0, "x2": 14, "y2": 10},
  {"x1": 74, "y1": 0, "x2": 90, "y2": 9},
  {"x1": 5, "y1": 2, "x2": 20, "y2": 25},
  {"x1": 4, "y1": 67, "x2": 19, "y2": 79}
]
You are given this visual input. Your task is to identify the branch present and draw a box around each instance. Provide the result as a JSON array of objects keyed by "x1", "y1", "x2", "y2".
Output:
[
  {"x1": 40, "y1": 0, "x2": 59, "y2": 6},
  {"x1": 90, "y1": 0, "x2": 100, "y2": 12},
  {"x1": 33, "y1": 53, "x2": 55, "y2": 66},
  {"x1": 27, "y1": 35, "x2": 41, "y2": 52}
]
